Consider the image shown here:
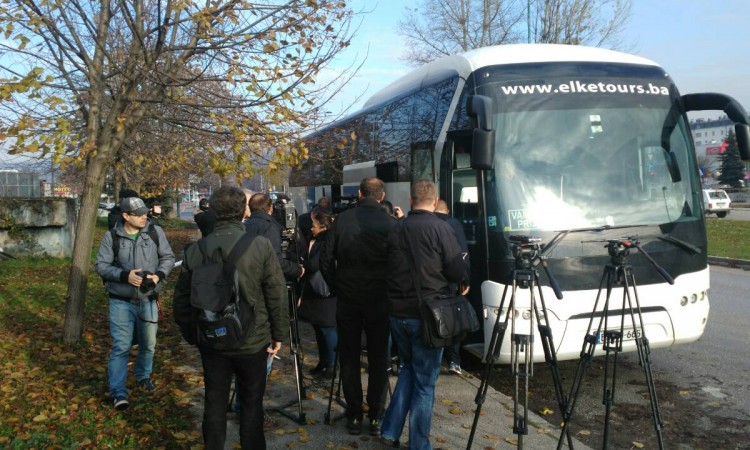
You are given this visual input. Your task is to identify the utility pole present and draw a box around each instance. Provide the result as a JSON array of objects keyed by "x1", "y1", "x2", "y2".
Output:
[{"x1": 527, "y1": 0, "x2": 531, "y2": 43}]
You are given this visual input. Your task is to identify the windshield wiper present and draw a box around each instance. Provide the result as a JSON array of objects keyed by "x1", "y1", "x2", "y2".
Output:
[
  {"x1": 657, "y1": 235, "x2": 701, "y2": 255},
  {"x1": 541, "y1": 224, "x2": 649, "y2": 256}
]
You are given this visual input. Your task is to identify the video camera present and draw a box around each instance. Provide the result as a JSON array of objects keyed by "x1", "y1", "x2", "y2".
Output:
[
  {"x1": 271, "y1": 195, "x2": 297, "y2": 231},
  {"x1": 509, "y1": 235, "x2": 542, "y2": 270},
  {"x1": 270, "y1": 195, "x2": 301, "y2": 268}
]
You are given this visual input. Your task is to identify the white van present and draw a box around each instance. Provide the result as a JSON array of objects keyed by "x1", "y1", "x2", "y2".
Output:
[{"x1": 702, "y1": 188, "x2": 732, "y2": 218}]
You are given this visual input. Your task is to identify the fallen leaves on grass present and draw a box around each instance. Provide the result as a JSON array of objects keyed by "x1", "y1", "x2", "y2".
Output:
[{"x1": 0, "y1": 227, "x2": 204, "y2": 448}]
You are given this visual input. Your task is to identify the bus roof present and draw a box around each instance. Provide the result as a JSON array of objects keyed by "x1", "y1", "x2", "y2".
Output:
[{"x1": 363, "y1": 44, "x2": 660, "y2": 111}]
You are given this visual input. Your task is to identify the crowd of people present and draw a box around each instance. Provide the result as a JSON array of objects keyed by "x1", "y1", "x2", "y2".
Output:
[{"x1": 96, "y1": 177, "x2": 471, "y2": 450}]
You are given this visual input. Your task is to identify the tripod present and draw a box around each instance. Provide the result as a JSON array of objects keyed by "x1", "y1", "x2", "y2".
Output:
[
  {"x1": 324, "y1": 349, "x2": 347, "y2": 424},
  {"x1": 324, "y1": 344, "x2": 394, "y2": 425},
  {"x1": 557, "y1": 238, "x2": 671, "y2": 450},
  {"x1": 467, "y1": 235, "x2": 570, "y2": 450},
  {"x1": 268, "y1": 283, "x2": 308, "y2": 424}
]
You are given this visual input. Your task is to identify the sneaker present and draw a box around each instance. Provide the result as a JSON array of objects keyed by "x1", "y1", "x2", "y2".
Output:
[
  {"x1": 263, "y1": 413, "x2": 281, "y2": 430},
  {"x1": 137, "y1": 378, "x2": 155, "y2": 392},
  {"x1": 346, "y1": 417, "x2": 362, "y2": 435},
  {"x1": 448, "y1": 362, "x2": 462, "y2": 375},
  {"x1": 113, "y1": 396, "x2": 129, "y2": 411},
  {"x1": 368, "y1": 418, "x2": 381, "y2": 436}
]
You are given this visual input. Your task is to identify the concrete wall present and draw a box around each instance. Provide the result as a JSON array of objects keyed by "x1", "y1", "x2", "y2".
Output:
[{"x1": 0, "y1": 197, "x2": 77, "y2": 258}]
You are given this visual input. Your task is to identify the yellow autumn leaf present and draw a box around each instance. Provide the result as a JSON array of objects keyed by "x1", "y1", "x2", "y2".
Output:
[
  {"x1": 441, "y1": 399, "x2": 455, "y2": 404},
  {"x1": 32, "y1": 414, "x2": 47, "y2": 422},
  {"x1": 631, "y1": 442, "x2": 645, "y2": 449},
  {"x1": 448, "y1": 406, "x2": 461, "y2": 415},
  {"x1": 483, "y1": 433, "x2": 500, "y2": 441},
  {"x1": 539, "y1": 406, "x2": 554, "y2": 416},
  {"x1": 577, "y1": 429, "x2": 591, "y2": 436},
  {"x1": 505, "y1": 437, "x2": 519, "y2": 445}
]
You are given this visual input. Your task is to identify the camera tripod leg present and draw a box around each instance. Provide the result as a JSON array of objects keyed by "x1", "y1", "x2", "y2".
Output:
[
  {"x1": 623, "y1": 270, "x2": 665, "y2": 449},
  {"x1": 324, "y1": 349, "x2": 347, "y2": 425},
  {"x1": 533, "y1": 289, "x2": 574, "y2": 449},
  {"x1": 512, "y1": 331, "x2": 531, "y2": 445},
  {"x1": 270, "y1": 286, "x2": 307, "y2": 424},
  {"x1": 557, "y1": 268, "x2": 613, "y2": 449},
  {"x1": 466, "y1": 283, "x2": 512, "y2": 450}
]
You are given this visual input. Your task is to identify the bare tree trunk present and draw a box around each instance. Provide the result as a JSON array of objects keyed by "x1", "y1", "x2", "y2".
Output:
[{"x1": 62, "y1": 151, "x2": 110, "y2": 344}]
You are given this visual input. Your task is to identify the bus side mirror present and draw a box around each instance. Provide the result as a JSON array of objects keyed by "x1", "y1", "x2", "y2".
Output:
[
  {"x1": 735, "y1": 124, "x2": 750, "y2": 160},
  {"x1": 682, "y1": 93, "x2": 750, "y2": 160},
  {"x1": 466, "y1": 95, "x2": 495, "y2": 170}
]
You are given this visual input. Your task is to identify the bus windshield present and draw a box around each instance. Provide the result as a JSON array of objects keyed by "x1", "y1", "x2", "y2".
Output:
[{"x1": 474, "y1": 63, "x2": 700, "y2": 233}]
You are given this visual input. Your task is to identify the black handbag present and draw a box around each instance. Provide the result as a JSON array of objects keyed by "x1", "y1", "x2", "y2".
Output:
[
  {"x1": 308, "y1": 271, "x2": 331, "y2": 298},
  {"x1": 419, "y1": 295, "x2": 479, "y2": 348},
  {"x1": 401, "y1": 222, "x2": 479, "y2": 348}
]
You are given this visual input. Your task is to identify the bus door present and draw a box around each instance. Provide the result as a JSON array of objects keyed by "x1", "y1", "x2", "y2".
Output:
[{"x1": 442, "y1": 130, "x2": 485, "y2": 341}]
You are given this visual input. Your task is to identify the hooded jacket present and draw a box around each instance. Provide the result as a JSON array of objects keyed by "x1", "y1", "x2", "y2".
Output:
[{"x1": 95, "y1": 220, "x2": 175, "y2": 301}]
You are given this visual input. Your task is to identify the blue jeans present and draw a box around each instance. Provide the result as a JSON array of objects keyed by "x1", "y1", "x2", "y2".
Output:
[
  {"x1": 314, "y1": 325, "x2": 337, "y2": 367},
  {"x1": 108, "y1": 298, "x2": 159, "y2": 399},
  {"x1": 381, "y1": 317, "x2": 443, "y2": 450}
]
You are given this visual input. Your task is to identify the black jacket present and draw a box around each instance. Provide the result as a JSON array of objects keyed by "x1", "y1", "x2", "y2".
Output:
[
  {"x1": 244, "y1": 210, "x2": 302, "y2": 280},
  {"x1": 320, "y1": 198, "x2": 394, "y2": 302},
  {"x1": 173, "y1": 222, "x2": 288, "y2": 354},
  {"x1": 298, "y1": 230, "x2": 336, "y2": 327},
  {"x1": 387, "y1": 209, "x2": 470, "y2": 318},
  {"x1": 194, "y1": 209, "x2": 217, "y2": 237}
]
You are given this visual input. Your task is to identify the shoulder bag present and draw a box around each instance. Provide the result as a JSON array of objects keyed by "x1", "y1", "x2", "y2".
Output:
[{"x1": 401, "y1": 222, "x2": 480, "y2": 348}]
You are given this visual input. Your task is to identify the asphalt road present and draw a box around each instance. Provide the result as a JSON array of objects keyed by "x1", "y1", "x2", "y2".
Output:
[
  {"x1": 654, "y1": 264, "x2": 750, "y2": 416},
  {"x1": 722, "y1": 207, "x2": 750, "y2": 221},
  {"x1": 475, "y1": 264, "x2": 750, "y2": 448}
]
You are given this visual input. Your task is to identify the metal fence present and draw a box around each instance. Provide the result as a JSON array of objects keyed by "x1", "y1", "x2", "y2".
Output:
[
  {"x1": 0, "y1": 171, "x2": 40, "y2": 198},
  {"x1": 726, "y1": 188, "x2": 750, "y2": 204}
]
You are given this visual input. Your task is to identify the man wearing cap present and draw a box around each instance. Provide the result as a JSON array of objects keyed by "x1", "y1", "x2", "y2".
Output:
[{"x1": 95, "y1": 196, "x2": 175, "y2": 411}]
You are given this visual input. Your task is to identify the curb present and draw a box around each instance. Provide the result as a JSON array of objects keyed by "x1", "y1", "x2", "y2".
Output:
[{"x1": 707, "y1": 256, "x2": 750, "y2": 271}]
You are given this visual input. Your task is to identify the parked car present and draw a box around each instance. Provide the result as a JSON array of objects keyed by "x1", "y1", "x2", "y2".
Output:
[{"x1": 702, "y1": 188, "x2": 732, "y2": 218}]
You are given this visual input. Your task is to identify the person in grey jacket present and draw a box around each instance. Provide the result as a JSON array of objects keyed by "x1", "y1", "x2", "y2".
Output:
[
  {"x1": 173, "y1": 186, "x2": 288, "y2": 450},
  {"x1": 95, "y1": 196, "x2": 175, "y2": 411}
]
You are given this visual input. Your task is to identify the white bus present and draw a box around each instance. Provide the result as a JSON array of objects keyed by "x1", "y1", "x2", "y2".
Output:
[{"x1": 289, "y1": 44, "x2": 750, "y2": 363}]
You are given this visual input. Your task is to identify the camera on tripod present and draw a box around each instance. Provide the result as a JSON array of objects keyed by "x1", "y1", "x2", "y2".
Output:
[
  {"x1": 509, "y1": 235, "x2": 542, "y2": 269},
  {"x1": 606, "y1": 238, "x2": 634, "y2": 256}
]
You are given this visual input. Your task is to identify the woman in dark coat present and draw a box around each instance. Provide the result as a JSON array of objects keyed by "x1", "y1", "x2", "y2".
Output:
[{"x1": 298, "y1": 209, "x2": 337, "y2": 376}]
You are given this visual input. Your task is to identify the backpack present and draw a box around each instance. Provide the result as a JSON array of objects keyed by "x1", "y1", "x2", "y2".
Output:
[
  {"x1": 190, "y1": 233, "x2": 256, "y2": 351},
  {"x1": 111, "y1": 223, "x2": 161, "y2": 264}
]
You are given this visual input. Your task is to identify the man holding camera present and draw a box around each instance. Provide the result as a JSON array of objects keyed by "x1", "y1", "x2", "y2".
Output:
[
  {"x1": 95, "y1": 196, "x2": 175, "y2": 411},
  {"x1": 244, "y1": 193, "x2": 304, "y2": 281}
]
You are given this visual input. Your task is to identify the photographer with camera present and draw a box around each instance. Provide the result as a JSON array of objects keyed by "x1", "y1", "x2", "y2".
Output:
[
  {"x1": 95, "y1": 196, "x2": 175, "y2": 411},
  {"x1": 244, "y1": 193, "x2": 304, "y2": 281}
]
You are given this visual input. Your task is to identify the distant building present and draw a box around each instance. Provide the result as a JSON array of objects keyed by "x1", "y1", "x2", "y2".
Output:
[
  {"x1": 0, "y1": 170, "x2": 41, "y2": 198},
  {"x1": 689, "y1": 116, "x2": 738, "y2": 180}
]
